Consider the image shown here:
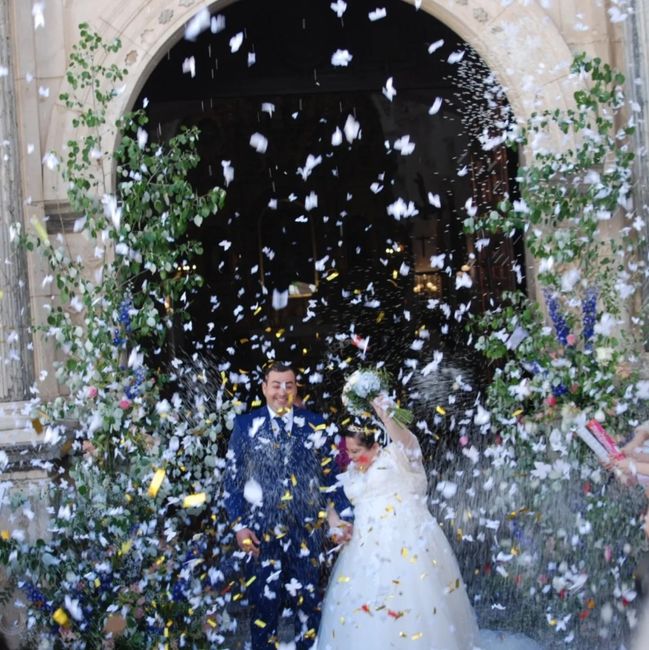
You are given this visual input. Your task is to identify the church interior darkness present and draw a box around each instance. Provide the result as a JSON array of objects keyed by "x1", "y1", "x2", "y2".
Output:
[{"x1": 135, "y1": 0, "x2": 524, "y2": 403}]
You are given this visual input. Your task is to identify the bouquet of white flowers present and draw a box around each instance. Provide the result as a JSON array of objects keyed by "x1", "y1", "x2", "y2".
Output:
[{"x1": 342, "y1": 367, "x2": 413, "y2": 427}]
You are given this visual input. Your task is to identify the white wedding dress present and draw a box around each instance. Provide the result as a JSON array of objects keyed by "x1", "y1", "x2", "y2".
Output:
[{"x1": 317, "y1": 442, "x2": 542, "y2": 650}]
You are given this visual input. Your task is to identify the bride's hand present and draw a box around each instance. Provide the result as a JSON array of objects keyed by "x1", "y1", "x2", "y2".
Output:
[{"x1": 371, "y1": 395, "x2": 391, "y2": 421}]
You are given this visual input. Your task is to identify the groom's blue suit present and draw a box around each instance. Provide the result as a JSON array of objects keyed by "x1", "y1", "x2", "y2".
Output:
[{"x1": 224, "y1": 406, "x2": 347, "y2": 650}]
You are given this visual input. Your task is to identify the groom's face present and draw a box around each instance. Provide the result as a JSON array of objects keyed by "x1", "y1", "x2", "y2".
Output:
[{"x1": 262, "y1": 369, "x2": 298, "y2": 415}]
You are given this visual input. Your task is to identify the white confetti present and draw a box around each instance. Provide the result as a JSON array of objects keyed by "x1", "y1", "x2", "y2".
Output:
[
  {"x1": 447, "y1": 50, "x2": 465, "y2": 64},
  {"x1": 393, "y1": 135, "x2": 415, "y2": 155},
  {"x1": 32, "y1": 2, "x2": 45, "y2": 29},
  {"x1": 272, "y1": 289, "x2": 288, "y2": 310},
  {"x1": 428, "y1": 192, "x2": 441, "y2": 208},
  {"x1": 430, "y1": 254, "x2": 445, "y2": 269},
  {"x1": 137, "y1": 127, "x2": 148, "y2": 149},
  {"x1": 221, "y1": 160, "x2": 234, "y2": 186},
  {"x1": 331, "y1": 127, "x2": 343, "y2": 146},
  {"x1": 211, "y1": 15, "x2": 226, "y2": 33},
  {"x1": 305, "y1": 191, "x2": 318, "y2": 211},
  {"x1": 387, "y1": 198, "x2": 419, "y2": 220},
  {"x1": 102, "y1": 194, "x2": 121, "y2": 230},
  {"x1": 428, "y1": 39, "x2": 444, "y2": 54},
  {"x1": 185, "y1": 8, "x2": 211, "y2": 41},
  {"x1": 428, "y1": 97, "x2": 443, "y2": 115},
  {"x1": 330, "y1": 0, "x2": 347, "y2": 18},
  {"x1": 297, "y1": 154, "x2": 322, "y2": 180},
  {"x1": 369, "y1": 7, "x2": 387, "y2": 21},
  {"x1": 261, "y1": 102, "x2": 275, "y2": 117},
  {"x1": 560, "y1": 268, "x2": 580, "y2": 292},
  {"x1": 436, "y1": 481, "x2": 458, "y2": 499},
  {"x1": 464, "y1": 197, "x2": 477, "y2": 217},
  {"x1": 382, "y1": 76, "x2": 397, "y2": 101},
  {"x1": 182, "y1": 57, "x2": 196, "y2": 78},
  {"x1": 331, "y1": 49, "x2": 353, "y2": 67},
  {"x1": 343, "y1": 114, "x2": 361, "y2": 143},
  {"x1": 249, "y1": 132, "x2": 268, "y2": 153},
  {"x1": 42, "y1": 151, "x2": 59, "y2": 170},
  {"x1": 455, "y1": 272, "x2": 473, "y2": 289},
  {"x1": 230, "y1": 32, "x2": 244, "y2": 53},
  {"x1": 243, "y1": 478, "x2": 263, "y2": 507}
]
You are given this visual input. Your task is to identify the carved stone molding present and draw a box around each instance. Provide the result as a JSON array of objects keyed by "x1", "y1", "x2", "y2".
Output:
[{"x1": 0, "y1": 0, "x2": 34, "y2": 402}]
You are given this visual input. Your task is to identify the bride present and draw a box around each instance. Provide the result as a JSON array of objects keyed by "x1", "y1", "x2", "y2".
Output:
[{"x1": 317, "y1": 398, "x2": 541, "y2": 650}]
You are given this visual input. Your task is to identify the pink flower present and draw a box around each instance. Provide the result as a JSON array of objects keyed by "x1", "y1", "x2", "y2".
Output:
[
  {"x1": 546, "y1": 395, "x2": 558, "y2": 407},
  {"x1": 118, "y1": 398, "x2": 132, "y2": 410},
  {"x1": 566, "y1": 333, "x2": 577, "y2": 346},
  {"x1": 87, "y1": 386, "x2": 98, "y2": 399}
]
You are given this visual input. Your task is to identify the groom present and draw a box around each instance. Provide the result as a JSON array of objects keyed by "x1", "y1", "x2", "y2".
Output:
[{"x1": 224, "y1": 362, "x2": 348, "y2": 649}]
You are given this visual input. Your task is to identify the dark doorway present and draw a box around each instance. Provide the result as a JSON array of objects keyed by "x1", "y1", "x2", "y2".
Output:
[{"x1": 136, "y1": 0, "x2": 523, "y2": 407}]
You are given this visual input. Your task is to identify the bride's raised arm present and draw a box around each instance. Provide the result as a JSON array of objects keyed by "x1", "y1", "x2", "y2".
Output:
[{"x1": 371, "y1": 397, "x2": 419, "y2": 449}]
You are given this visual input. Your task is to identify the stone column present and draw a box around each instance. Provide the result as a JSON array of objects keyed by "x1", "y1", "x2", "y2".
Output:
[{"x1": 0, "y1": 0, "x2": 33, "y2": 402}]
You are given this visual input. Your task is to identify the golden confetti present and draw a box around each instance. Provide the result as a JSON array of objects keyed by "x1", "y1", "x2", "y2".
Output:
[
  {"x1": 52, "y1": 608, "x2": 69, "y2": 626},
  {"x1": 320, "y1": 457, "x2": 332, "y2": 467},
  {"x1": 0, "y1": 530, "x2": 9, "y2": 541},
  {"x1": 207, "y1": 617, "x2": 217, "y2": 628},
  {"x1": 147, "y1": 468, "x2": 166, "y2": 498},
  {"x1": 251, "y1": 399, "x2": 262, "y2": 407},
  {"x1": 411, "y1": 632, "x2": 423, "y2": 640},
  {"x1": 326, "y1": 271, "x2": 339, "y2": 281},
  {"x1": 337, "y1": 575, "x2": 351, "y2": 583},
  {"x1": 513, "y1": 408, "x2": 524, "y2": 417},
  {"x1": 401, "y1": 547, "x2": 409, "y2": 559},
  {"x1": 377, "y1": 311, "x2": 385, "y2": 323},
  {"x1": 291, "y1": 474, "x2": 297, "y2": 487},
  {"x1": 31, "y1": 418, "x2": 43, "y2": 434},
  {"x1": 119, "y1": 540, "x2": 132, "y2": 556},
  {"x1": 435, "y1": 406, "x2": 446, "y2": 415},
  {"x1": 244, "y1": 576, "x2": 257, "y2": 587},
  {"x1": 31, "y1": 217, "x2": 50, "y2": 246},
  {"x1": 182, "y1": 493, "x2": 206, "y2": 508},
  {"x1": 280, "y1": 490, "x2": 293, "y2": 501},
  {"x1": 253, "y1": 619, "x2": 267, "y2": 628},
  {"x1": 305, "y1": 628, "x2": 316, "y2": 639}
]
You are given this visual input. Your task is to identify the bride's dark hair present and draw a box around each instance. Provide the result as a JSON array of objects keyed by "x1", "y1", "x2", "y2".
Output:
[{"x1": 343, "y1": 424, "x2": 378, "y2": 449}]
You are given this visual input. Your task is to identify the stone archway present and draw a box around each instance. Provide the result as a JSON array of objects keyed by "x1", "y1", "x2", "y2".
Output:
[{"x1": 42, "y1": 0, "x2": 578, "y2": 203}]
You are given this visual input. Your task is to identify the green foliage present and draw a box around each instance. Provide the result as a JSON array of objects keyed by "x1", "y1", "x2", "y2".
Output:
[
  {"x1": 462, "y1": 55, "x2": 649, "y2": 646},
  {"x1": 1, "y1": 24, "x2": 237, "y2": 648}
]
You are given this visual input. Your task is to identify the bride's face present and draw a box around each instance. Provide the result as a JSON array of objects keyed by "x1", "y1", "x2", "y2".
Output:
[{"x1": 346, "y1": 437, "x2": 380, "y2": 468}]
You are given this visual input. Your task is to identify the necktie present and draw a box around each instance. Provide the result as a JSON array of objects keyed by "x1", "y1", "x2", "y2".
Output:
[{"x1": 273, "y1": 416, "x2": 287, "y2": 436}]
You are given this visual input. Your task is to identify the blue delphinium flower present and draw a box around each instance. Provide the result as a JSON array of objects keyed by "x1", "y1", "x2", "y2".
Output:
[
  {"x1": 544, "y1": 291, "x2": 570, "y2": 346},
  {"x1": 582, "y1": 286, "x2": 597, "y2": 347}
]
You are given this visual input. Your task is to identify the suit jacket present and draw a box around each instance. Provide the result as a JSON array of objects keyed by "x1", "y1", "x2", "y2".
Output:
[{"x1": 223, "y1": 406, "x2": 347, "y2": 535}]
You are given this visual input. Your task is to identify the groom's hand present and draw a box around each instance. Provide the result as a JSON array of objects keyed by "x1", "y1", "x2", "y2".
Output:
[
  {"x1": 236, "y1": 528, "x2": 261, "y2": 558},
  {"x1": 330, "y1": 522, "x2": 353, "y2": 545}
]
